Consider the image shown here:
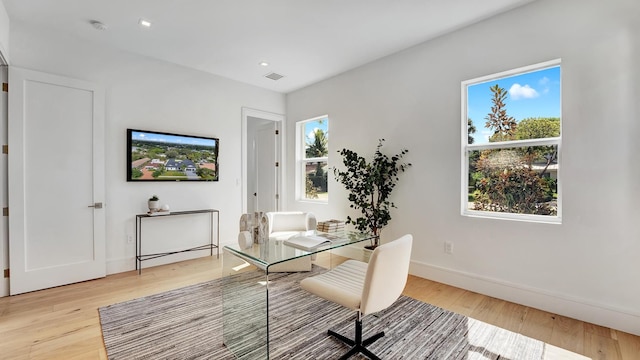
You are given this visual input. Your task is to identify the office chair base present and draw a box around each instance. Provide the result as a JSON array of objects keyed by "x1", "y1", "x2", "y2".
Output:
[{"x1": 327, "y1": 316, "x2": 385, "y2": 360}]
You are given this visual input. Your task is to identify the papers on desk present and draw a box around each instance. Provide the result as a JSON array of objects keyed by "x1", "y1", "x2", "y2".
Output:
[{"x1": 284, "y1": 234, "x2": 337, "y2": 251}]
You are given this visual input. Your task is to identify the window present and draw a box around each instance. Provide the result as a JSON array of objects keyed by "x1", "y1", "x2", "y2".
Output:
[
  {"x1": 297, "y1": 116, "x2": 329, "y2": 202},
  {"x1": 462, "y1": 60, "x2": 561, "y2": 222}
]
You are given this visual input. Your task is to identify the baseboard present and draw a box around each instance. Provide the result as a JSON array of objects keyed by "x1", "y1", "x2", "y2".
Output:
[
  {"x1": 409, "y1": 260, "x2": 640, "y2": 336},
  {"x1": 107, "y1": 257, "x2": 135, "y2": 275}
]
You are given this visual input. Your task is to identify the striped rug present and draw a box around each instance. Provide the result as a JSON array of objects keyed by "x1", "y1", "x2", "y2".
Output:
[{"x1": 99, "y1": 268, "x2": 546, "y2": 359}]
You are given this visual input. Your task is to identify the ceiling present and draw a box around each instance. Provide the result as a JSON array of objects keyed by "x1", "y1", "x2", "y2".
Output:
[{"x1": 2, "y1": 0, "x2": 535, "y2": 94}]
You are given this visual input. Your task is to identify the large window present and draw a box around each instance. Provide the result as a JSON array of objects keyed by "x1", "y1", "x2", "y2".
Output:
[
  {"x1": 297, "y1": 116, "x2": 329, "y2": 202},
  {"x1": 462, "y1": 60, "x2": 561, "y2": 222}
]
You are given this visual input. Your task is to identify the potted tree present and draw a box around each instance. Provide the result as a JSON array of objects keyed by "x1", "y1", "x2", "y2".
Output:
[{"x1": 333, "y1": 139, "x2": 411, "y2": 249}]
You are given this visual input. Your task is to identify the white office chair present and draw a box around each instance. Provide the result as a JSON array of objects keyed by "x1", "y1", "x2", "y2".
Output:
[{"x1": 300, "y1": 234, "x2": 413, "y2": 360}]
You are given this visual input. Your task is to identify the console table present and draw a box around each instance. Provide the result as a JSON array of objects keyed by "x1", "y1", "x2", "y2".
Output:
[{"x1": 135, "y1": 209, "x2": 220, "y2": 274}]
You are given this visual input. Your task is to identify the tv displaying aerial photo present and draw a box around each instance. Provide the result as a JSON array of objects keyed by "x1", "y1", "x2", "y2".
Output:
[{"x1": 127, "y1": 129, "x2": 219, "y2": 182}]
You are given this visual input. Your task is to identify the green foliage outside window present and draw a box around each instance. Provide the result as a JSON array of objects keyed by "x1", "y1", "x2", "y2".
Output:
[
  {"x1": 305, "y1": 126, "x2": 329, "y2": 196},
  {"x1": 470, "y1": 85, "x2": 559, "y2": 216}
]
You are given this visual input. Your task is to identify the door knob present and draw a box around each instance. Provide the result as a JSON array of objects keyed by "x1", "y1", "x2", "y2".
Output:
[{"x1": 88, "y1": 202, "x2": 103, "y2": 209}]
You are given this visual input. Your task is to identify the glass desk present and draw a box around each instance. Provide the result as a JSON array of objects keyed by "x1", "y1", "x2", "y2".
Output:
[{"x1": 222, "y1": 231, "x2": 374, "y2": 359}]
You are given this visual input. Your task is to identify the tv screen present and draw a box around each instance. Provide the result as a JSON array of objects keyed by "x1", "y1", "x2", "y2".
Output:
[{"x1": 127, "y1": 129, "x2": 219, "y2": 182}]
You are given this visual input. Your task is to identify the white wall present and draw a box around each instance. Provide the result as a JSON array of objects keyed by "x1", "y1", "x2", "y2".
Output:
[
  {"x1": 285, "y1": 0, "x2": 640, "y2": 335},
  {"x1": 0, "y1": 0, "x2": 9, "y2": 63},
  {"x1": 9, "y1": 21, "x2": 285, "y2": 274}
]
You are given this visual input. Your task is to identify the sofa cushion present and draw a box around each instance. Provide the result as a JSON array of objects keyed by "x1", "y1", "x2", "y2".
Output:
[{"x1": 269, "y1": 212, "x2": 310, "y2": 232}]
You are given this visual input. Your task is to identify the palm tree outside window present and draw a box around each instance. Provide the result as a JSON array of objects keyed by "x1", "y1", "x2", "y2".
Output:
[{"x1": 298, "y1": 116, "x2": 329, "y2": 201}]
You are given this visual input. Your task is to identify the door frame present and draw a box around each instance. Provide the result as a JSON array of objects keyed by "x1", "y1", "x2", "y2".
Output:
[
  {"x1": 241, "y1": 108, "x2": 285, "y2": 214},
  {"x1": 0, "y1": 64, "x2": 7, "y2": 297}
]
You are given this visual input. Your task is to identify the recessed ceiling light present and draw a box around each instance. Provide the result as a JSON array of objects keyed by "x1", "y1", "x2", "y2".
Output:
[
  {"x1": 90, "y1": 20, "x2": 108, "y2": 31},
  {"x1": 139, "y1": 18, "x2": 152, "y2": 28},
  {"x1": 259, "y1": 61, "x2": 269, "y2": 67}
]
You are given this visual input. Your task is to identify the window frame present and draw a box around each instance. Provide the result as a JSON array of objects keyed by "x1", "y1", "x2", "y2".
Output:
[
  {"x1": 296, "y1": 115, "x2": 329, "y2": 203},
  {"x1": 461, "y1": 59, "x2": 562, "y2": 223}
]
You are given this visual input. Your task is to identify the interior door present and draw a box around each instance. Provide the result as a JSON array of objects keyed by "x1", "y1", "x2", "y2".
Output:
[
  {"x1": 255, "y1": 123, "x2": 277, "y2": 213},
  {"x1": 8, "y1": 67, "x2": 105, "y2": 295},
  {"x1": 242, "y1": 108, "x2": 284, "y2": 214}
]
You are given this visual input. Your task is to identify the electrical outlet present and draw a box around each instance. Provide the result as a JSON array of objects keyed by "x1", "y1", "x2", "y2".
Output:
[
  {"x1": 444, "y1": 241, "x2": 453, "y2": 254},
  {"x1": 127, "y1": 234, "x2": 134, "y2": 244}
]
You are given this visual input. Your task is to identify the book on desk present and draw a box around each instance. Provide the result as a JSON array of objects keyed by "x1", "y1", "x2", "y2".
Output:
[{"x1": 284, "y1": 234, "x2": 341, "y2": 251}]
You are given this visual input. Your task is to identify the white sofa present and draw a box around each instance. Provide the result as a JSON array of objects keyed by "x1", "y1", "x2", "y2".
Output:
[
  {"x1": 266, "y1": 211, "x2": 317, "y2": 240},
  {"x1": 266, "y1": 211, "x2": 316, "y2": 272}
]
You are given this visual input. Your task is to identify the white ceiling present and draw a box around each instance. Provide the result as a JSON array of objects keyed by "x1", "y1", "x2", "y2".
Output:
[{"x1": 2, "y1": 0, "x2": 535, "y2": 94}]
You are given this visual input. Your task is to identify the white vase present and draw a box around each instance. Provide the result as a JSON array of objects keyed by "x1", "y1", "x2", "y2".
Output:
[
  {"x1": 148, "y1": 200, "x2": 159, "y2": 211},
  {"x1": 238, "y1": 231, "x2": 253, "y2": 249}
]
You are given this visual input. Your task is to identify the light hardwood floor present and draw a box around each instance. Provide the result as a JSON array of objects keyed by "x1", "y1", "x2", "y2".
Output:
[{"x1": 1, "y1": 255, "x2": 639, "y2": 360}]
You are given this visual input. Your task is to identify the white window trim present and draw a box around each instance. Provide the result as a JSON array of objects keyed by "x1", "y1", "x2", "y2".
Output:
[
  {"x1": 461, "y1": 59, "x2": 562, "y2": 224},
  {"x1": 296, "y1": 115, "x2": 329, "y2": 203}
]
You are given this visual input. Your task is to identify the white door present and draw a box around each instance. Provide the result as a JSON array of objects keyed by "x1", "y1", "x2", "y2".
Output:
[
  {"x1": 255, "y1": 123, "x2": 277, "y2": 212},
  {"x1": 241, "y1": 108, "x2": 284, "y2": 214},
  {"x1": 8, "y1": 67, "x2": 105, "y2": 295}
]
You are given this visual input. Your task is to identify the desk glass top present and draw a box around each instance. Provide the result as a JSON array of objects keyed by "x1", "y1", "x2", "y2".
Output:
[{"x1": 223, "y1": 231, "x2": 375, "y2": 271}]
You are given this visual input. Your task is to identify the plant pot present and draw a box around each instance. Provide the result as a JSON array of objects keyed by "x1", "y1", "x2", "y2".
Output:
[
  {"x1": 364, "y1": 233, "x2": 380, "y2": 251},
  {"x1": 148, "y1": 200, "x2": 159, "y2": 211},
  {"x1": 363, "y1": 248, "x2": 373, "y2": 263}
]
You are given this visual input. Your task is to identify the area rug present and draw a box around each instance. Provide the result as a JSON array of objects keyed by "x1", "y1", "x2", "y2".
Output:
[{"x1": 99, "y1": 268, "x2": 547, "y2": 359}]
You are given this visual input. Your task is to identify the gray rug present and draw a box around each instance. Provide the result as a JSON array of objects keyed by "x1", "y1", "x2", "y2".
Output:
[{"x1": 99, "y1": 269, "x2": 546, "y2": 359}]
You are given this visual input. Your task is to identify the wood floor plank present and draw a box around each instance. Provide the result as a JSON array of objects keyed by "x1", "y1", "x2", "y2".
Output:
[
  {"x1": 520, "y1": 307, "x2": 555, "y2": 343},
  {"x1": 614, "y1": 330, "x2": 640, "y2": 360},
  {"x1": 0, "y1": 255, "x2": 638, "y2": 360},
  {"x1": 584, "y1": 331, "x2": 623, "y2": 360},
  {"x1": 469, "y1": 295, "x2": 507, "y2": 325},
  {"x1": 549, "y1": 314, "x2": 585, "y2": 355},
  {"x1": 491, "y1": 300, "x2": 527, "y2": 333},
  {"x1": 447, "y1": 289, "x2": 486, "y2": 316}
]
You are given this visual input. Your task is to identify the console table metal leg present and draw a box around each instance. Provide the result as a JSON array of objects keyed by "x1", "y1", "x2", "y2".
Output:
[
  {"x1": 210, "y1": 212, "x2": 214, "y2": 257},
  {"x1": 216, "y1": 211, "x2": 220, "y2": 258},
  {"x1": 137, "y1": 217, "x2": 142, "y2": 275}
]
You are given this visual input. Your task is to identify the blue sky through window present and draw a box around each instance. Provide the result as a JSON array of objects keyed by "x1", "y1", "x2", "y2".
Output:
[
  {"x1": 467, "y1": 66, "x2": 560, "y2": 144},
  {"x1": 304, "y1": 117, "x2": 328, "y2": 144}
]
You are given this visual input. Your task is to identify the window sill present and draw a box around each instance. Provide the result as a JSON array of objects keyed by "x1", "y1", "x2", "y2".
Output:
[
  {"x1": 462, "y1": 209, "x2": 561, "y2": 224},
  {"x1": 297, "y1": 199, "x2": 328, "y2": 205}
]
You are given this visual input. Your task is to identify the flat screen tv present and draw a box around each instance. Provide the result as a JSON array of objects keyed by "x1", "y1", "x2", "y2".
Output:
[{"x1": 127, "y1": 128, "x2": 219, "y2": 182}]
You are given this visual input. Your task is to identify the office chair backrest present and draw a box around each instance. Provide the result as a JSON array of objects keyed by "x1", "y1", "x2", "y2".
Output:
[{"x1": 360, "y1": 234, "x2": 413, "y2": 315}]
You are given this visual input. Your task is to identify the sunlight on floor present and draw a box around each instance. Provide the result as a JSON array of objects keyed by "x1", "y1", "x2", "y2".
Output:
[
  {"x1": 543, "y1": 344, "x2": 592, "y2": 360},
  {"x1": 465, "y1": 317, "x2": 592, "y2": 360}
]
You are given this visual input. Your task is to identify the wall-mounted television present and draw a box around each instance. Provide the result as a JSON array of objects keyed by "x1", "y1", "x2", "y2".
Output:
[{"x1": 127, "y1": 128, "x2": 219, "y2": 182}]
